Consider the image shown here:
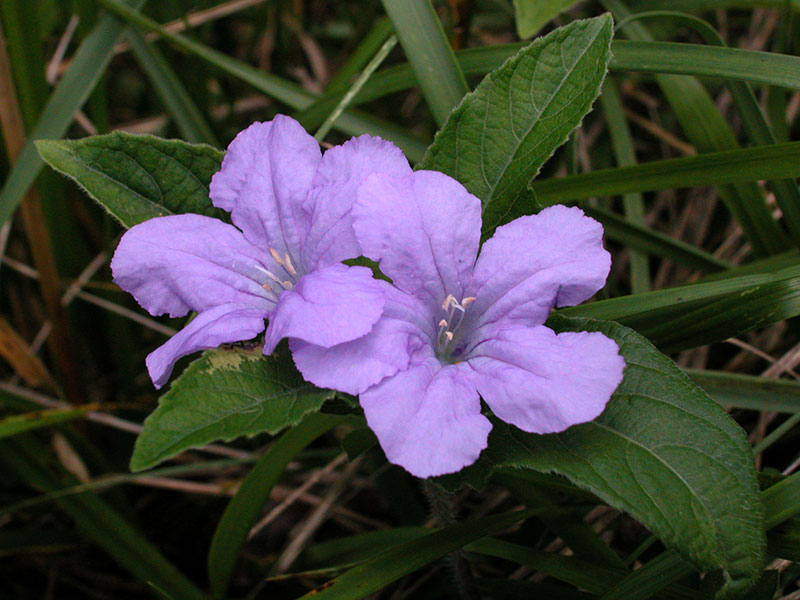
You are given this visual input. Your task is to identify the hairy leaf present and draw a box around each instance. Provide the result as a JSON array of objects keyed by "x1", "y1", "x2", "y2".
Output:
[
  {"x1": 443, "y1": 317, "x2": 765, "y2": 597},
  {"x1": 36, "y1": 132, "x2": 224, "y2": 228},
  {"x1": 418, "y1": 15, "x2": 612, "y2": 233},
  {"x1": 130, "y1": 347, "x2": 334, "y2": 471}
]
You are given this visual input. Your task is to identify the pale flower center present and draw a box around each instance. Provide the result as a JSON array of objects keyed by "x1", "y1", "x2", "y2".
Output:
[
  {"x1": 436, "y1": 293, "x2": 475, "y2": 362},
  {"x1": 254, "y1": 247, "x2": 298, "y2": 302}
]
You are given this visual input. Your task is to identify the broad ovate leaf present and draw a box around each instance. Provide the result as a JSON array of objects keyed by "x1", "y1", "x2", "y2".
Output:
[
  {"x1": 130, "y1": 347, "x2": 334, "y2": 471},
  {"x1": 443, "y1": 316, "x2": 765, "y2": 597},
  {"x1": 418, "y1": 14, "x2": 612, "y2": 235},
  {"x1": 36, "y1": 132, "x2": 224, "y2": 228}
]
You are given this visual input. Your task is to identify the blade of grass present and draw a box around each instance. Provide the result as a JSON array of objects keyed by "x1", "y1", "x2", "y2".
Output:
[
  {"x1": 93, "y1": 0, "x2": 427, "y2": 161},
  {"x1": 686, "y1": 369, "x2": 800, "y2": 413},
  {"x1": 2, "y1": 435, "x2": 207, "y2": 600},
  {"x1": 763, "y1": 472, "x2": 800, "y2": 528},
  {"x1": 583, "y1": 206, "x2": 729, "y2": 273},
  {"x1": 381, "y1": 0, "x2": 468, "y2": 126},
  {"x1": 530, "y1": 141, "x2": 800, "y2": 205},
  {"x1": 0, "y1": 0, "x2": 147, "y2": 228},
  {"x1": 614, "y1": 10, "x2": 800, "y2": 246},
  {"x1": 600, "y1": 77, "x2": 650, "y2": 292},
  {"x1": 314, "y1": 34, "x2": 398, "y2": 141},
  {"x1": 126, "y1": 28, "x2": 219, "y2": 146},
  {"x1": 294, "y1": 17, "x2": 394, "y2": 131},
  {"x1": 604, "y1": 0, "x2": 787, "y2": 257},
  {"x1": 208, "y1": 413, "x2": 346, "y2": 599},
  {"x1": 295, "y1": 509, "x2": 537, "y2": 600},
  {"x1": 601, "y1": 551, "x2": 695, "y2": 600},
  {"x1": 0, "y1": 404, "x2": 100, "y2": 441}
]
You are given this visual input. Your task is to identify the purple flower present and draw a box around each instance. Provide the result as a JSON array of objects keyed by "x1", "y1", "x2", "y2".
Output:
[
  {"x1": 296, "y1": 167, "x2": 626, "y2": 478},
  {"x1": 111, "y1": 116, "x2": 410, "y2": 388}
]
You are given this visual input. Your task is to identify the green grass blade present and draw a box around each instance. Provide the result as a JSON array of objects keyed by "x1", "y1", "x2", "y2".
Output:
[
  {"x1": 294, "y1": 17, "x2": 394, "y2": 131},
  {"x1": 126, "y1": 28, "x2": 219, "y2": 146},
  {"x1": 601, "y1": 551, "x2": 694, "y2": 600},
  {"x1": 0, "y1": 404, "x2": 99, "y2": 441},
  {"x1": 295, "y1": 509, "x2": 536, "y2": 600},
  {"x1": 583, "y1": 206, "x2": 729, "y2": 273},
  {"x1": 94, "y1": 0, "x2": 427, "y2": 161},
  {"x1": 687, "y1": 369, "x2": 800, "y2": 413},
  {"x1": 604, "y1": 0, "x2": 787, "y2": 256},
  {"x1": 381, "y1": 0, "x2": 468, "y2": 126},
  {"x1": 0, "y1": 0, "x2": 146, "y2": 227},
  {"x1": 763, "y1": 472, "x2": 800, "y2": 529},
  {"x1": 530, "y1": 142, "x2": 800, "y2": 205},
  {"x1": 614, "y1": 10, "x2": 800, "y2": 246},
  {"x1": 599, "y1": 78, "x2": 650, "y2": 292},
  {"x1": 2, "y1": 436, "x2": 207, "y2": 600},
  {"x1": 208, "y1": 413, "x2": 345, "y2": 599}
]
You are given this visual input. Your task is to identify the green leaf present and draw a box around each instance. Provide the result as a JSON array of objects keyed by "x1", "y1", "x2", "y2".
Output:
[
  {"x1": 513, "y1": 0, "x2": 582, "y2": 38},
  {"x1": 686, "y1": 369, "x2": 800, "y2": 414},
  {"x1": 295, "y1": 509, "x2": 536, "y2": 600},
  {"x1": 418, "y1": 15, "x2": 612, "y2": 228},
  {"x1": 444, "y1": 317, "x2": 765, "y2": 597},
  {"x1": 36, "y1": 132, "x2": 224, "y2": 229},
  {"x1": 208, "y1": 413, "x2": 344, "y2": 599},
  {"x1": 130, "y1": 347, "x2": 334, "y2": 471}
]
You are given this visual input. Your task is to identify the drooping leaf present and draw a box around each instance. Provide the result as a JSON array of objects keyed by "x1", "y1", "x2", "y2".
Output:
[
  {"x1": 130, "y1": 347, "x2": 334, "y2": 471},
  {"x1": 418, "y1": 15, "x2": 612, "y2": 233},
  {"x1": 442, "y1": 316, "x2": 765, "y2": 597},
  {"x1": 513, "y1": 0, "x2": 583, "y2": 38},
  {"x1": 36, "y1": 132, "x2": 224, "y2": 229}
]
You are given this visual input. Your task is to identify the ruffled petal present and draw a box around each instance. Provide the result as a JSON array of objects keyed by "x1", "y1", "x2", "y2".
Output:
[
  {"x1": 302, "y1": 135, "x2": 411, "y2": 270},
  {"x1": 360, "y1": 349, "x2": 492, "y2": 478},
  {"x1": 111, "y1": 214, "x2": 274, "y2": 318},
  {"x1": 263, "y1": 263, "x2": 385, "y2": 354},
  {"x1": 146, "y1": 303, "x2": 268, "y2": 388},
  {"x1": 466, "y1": 323, "x2": 625, "y2": 434},
  {"x1": 466, "y1": 205, "x2": 611, "y2": 331},
  {"x1": 209, "y1": 116, "x2": 321, "y2": 264},
  {"x1": 354, "y1": 170, "x2": 482, "y2": 307},
  {"x1": 290, "y1": 283, "x2": 432, "y2": 395}
]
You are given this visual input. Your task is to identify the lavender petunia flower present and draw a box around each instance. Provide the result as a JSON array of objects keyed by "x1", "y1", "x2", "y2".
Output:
[
  {"x1": 295, "y1": 166, "x2": 626, "y2": 478},
  {"x1": 111, "y1": 116, "x2": 411, "y2": 388}
]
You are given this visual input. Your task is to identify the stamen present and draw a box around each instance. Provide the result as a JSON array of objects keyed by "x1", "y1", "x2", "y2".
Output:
[
  {"x1": 438, "y1": 319, "x2": 448, "y2": 328},
  {"x1": 461, "y1": 297, "x2": 476, "y2": 307},
  {"x1": 445, "y1": 331, "x2": 454, "y2": 342},
  {"x1": 282, "y1": 281, "x2": 294, "y2": 289},
  {"x1": 269, "y1": 247, "x2": 284, "y2": 266},
  {"x1": 255, "y1": 264, "x2": 283, "y2": 285},
  {"x1": 284, "y1": 253, "x2": 297, "y2": 277},
  {"x1": 442, "y1": 294, "x2": 456, "y2": 310}
]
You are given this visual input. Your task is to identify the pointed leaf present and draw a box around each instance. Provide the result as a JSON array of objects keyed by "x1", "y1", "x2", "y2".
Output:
[
  {"x1": 130, "y1": 347, "x2": 334, "y2": 471},
  {"x1": 444, "y1": 317, "x2": 765, "y2": 597},
  {"x1": 418, "y1": 15, "x2": 613, "y2": 231},
  {"x1": 36, "y1": 132, "x2": 224, "y2": 228}
]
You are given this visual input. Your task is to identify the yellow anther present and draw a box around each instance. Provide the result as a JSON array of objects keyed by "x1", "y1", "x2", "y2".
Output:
[
  {"x1": 445, "y1": 331, "x2": 454, "y2": 342},
  {"x1": 461, "y1": 297, "x2": 476, "y2": 307},
  {"x1": 284, "y1": 253, "x2": 297, "y2": 277},
  {"x1": 269, "y1": 247, "x2": 284, "y2": 266},
  {"x1": 438, "y1": 319, "x2": 448, "y2": 328},
  {"x1": 442, "y1": 294, "x2": 456, "y2": 310}
]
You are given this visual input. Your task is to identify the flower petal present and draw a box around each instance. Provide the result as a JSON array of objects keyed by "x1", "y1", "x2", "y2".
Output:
[
  {"x1": 354, "y1": 170, "x2": 481, "y2": 306},
  {"x1": 111, "y1": 214, "x2": 274, "y2": 318},
  {"x1": 360, "y1": 350, "x2": 492, "y2": 478},
  {"x1": 302, "y1": 135, "x2": 411, "y2": 269},
  {"x1": 146, "y1": 303, "x2": 268, "y2": 388},
  {"x1": 467, "y1": 205, "x2": 611, "y2": 330},
  {"x1": 466, "y1": 323, "x2": 625, "y2": 434},
  {"x1": 263, "y1": 263, "x2": 385, "y2": 354},
  {"x1": 290, "y1": 284, "x2": 432, "y2": 395},
  {"x1": 209, "y1": 116, "x2": 321, "y2": 263}
]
